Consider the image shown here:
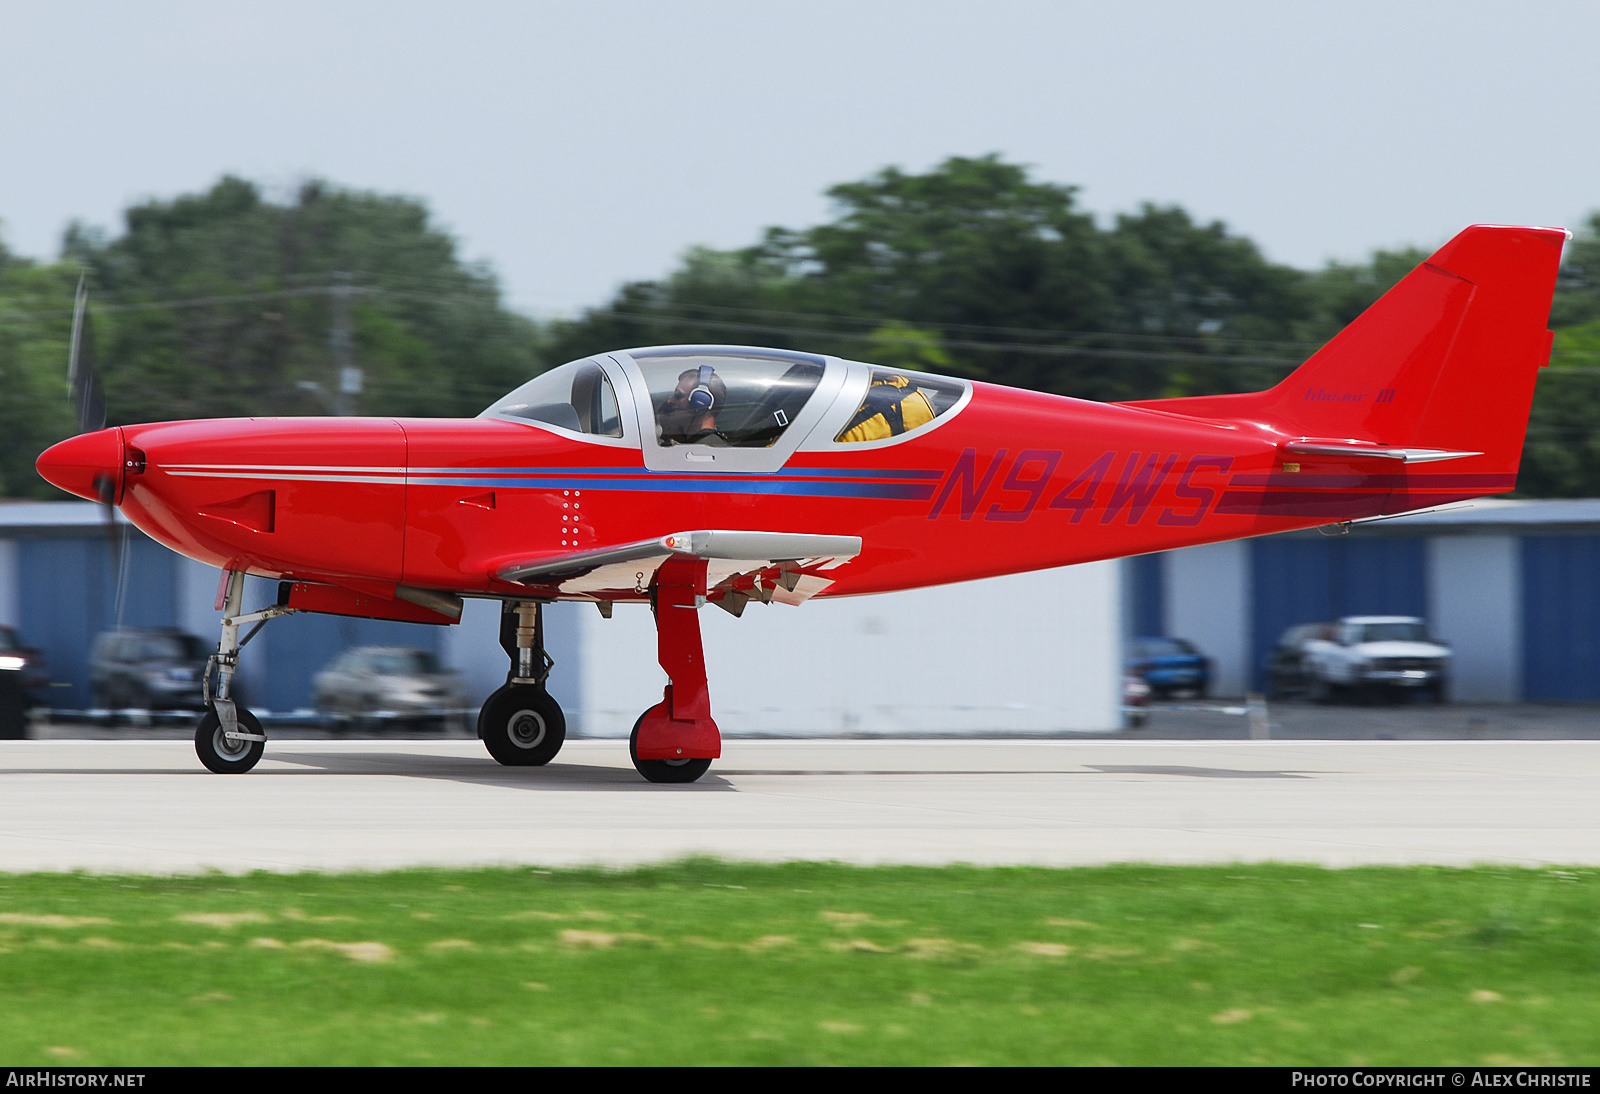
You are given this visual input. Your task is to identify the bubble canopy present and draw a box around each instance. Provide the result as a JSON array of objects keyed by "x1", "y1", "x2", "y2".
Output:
[{"x1": 479, "y1": 345, "x2": 970, "y2": 471}]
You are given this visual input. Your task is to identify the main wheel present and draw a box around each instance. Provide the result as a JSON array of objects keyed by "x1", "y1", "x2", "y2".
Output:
[
  {"x1": 629, "y1": 713, "x2": 713, "y2": 784},
  {"x1": 194, "y1": 707, "x2": 265, "y2": 774},
  {"x1": 479, "y1": 684, "x2": 565, "y2": 766}
]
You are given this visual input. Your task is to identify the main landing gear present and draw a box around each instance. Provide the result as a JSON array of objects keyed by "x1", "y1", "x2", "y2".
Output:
[
  {"x1": 478, "y1": 601, "x2": 566, "y2": 766},
  {"x1": 479, "y1": 559, "x2": 721, "y2": 784},
  {"x1": 629, "y1": 557, "x2": 720, "y2": 783}
]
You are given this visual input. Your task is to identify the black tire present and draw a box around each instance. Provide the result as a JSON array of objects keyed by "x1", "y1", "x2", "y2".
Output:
[
  {"x1": 480, "y1": 684, "x2": 565, "y2": 766},
  {"x1": 629, "y1": 714, "x2": 713, "y2": 784},
  {"x1": 194, "y1": 707, "x2": 265, "y2": 774},
  {"x1": 0, "y1": 678, "x2": 28, "y2": 740}
]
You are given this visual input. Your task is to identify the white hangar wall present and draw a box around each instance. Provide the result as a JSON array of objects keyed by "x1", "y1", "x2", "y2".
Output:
[
  {"x1": 0, "y1": 502, "x2": 1113, "y2": 731},
  {"x1": 573, "y1": 561, "x2": 1123, "y2": 737}
]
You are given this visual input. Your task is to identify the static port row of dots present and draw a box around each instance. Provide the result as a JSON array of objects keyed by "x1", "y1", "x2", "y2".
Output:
[{"x1": 563, "y1": 490, "x2": 582, "y2": 545}]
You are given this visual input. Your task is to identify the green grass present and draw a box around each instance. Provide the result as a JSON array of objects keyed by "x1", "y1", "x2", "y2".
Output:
[{"x1": 0, "y1": 861, "x2": 1596, "y2": 1065}]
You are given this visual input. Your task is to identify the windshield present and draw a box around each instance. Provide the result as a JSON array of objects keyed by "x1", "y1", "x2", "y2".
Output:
[
  {"x1": 637, "y1": 354, "x2": 824, "y2": 448},
  {"x1": 481, "y1": 359, "x2": 622, "y2": 437}
]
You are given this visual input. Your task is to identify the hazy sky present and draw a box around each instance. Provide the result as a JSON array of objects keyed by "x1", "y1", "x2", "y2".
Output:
[{"x1": 2, "y1": 1, "x2": 1597, "y2": 315}]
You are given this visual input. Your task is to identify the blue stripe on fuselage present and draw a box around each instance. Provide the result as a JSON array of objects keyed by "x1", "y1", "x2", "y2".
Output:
[
  {"x1": 406, "y1": 475, "x2": 937, "y2": 500},
  {"x1": 408, "y1": 466, "x2": 943, "y2": 480}
]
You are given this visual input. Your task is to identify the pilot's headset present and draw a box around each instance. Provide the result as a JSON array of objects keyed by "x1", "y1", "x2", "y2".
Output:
[{"x1": 687, "y1": 364, "x2": 718, "y2": 412}]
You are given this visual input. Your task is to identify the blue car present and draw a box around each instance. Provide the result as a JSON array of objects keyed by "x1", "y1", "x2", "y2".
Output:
[{"x1": 1126, "y1": 637, "x2": 1210, "y2": 699}]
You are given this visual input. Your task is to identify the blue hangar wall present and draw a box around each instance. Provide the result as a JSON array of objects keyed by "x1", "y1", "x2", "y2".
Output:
[
  {"x1": 1123, "y1": 499, "x2": 1600, "y2": 701},
  {"x1": 0, "y1": 503, "x2": 519, "y2": 713}
]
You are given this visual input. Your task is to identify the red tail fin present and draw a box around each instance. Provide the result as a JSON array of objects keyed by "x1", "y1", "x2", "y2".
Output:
[{"x1": 1125, "y1": 225, "x2": 1567, "y2": 479}]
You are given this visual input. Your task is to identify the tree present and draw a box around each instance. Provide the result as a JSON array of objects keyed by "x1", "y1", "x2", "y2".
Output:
[
  {"x1": 0, "y1": 177, "x2": 544, "y2": 498},
  {"x1": 0, "y1": 253, "x2": 79, "y2": 497},
  {"x1": 548, "y1": 156, "x2": 1322, "y2": 402},
  {"x1": 65, "y1": 177, "x2": 540, "y2": 426},
  {"x1": 1519, "y1": 213, "x2": 1600, "y2": 496},
  {"x1": 14, "y1": 162, "x2": 1600, "y2": 499}
]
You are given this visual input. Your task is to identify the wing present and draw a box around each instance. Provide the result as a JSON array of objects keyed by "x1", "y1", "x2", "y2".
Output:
[{"x1": 497, "y1": 529, "x2": 863, "y2": 611}]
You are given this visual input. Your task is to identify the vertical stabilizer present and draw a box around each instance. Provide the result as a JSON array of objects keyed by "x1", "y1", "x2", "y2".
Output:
[{"x1": 1123, "y1": 225, "x2": 1567, "y2": 480}]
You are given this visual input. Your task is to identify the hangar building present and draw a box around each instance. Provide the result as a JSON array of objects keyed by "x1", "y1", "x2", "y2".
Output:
[
  {"x1": 7, "y1": 497, "x2": 1595, "y2": 725},
  {"x1": 0, "y1": 501, "x2": 1121, "y2": 734},
  {"x1": 1125, "y1": 499, "x2": 1600, "y2": 701}
]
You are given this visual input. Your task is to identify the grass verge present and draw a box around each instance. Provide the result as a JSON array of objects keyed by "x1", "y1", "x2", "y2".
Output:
[{"x1": 0, "y1": 861, "x2": 1595, "y2": 1065}]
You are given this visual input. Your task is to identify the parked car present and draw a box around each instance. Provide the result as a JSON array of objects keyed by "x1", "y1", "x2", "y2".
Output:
[
  {"x1": 0, "y1": 624, "x2": 46, "y2": 738},
  {"x1": 1301, "y1": 616, "x2": 1449, "y2": 703},
  {"x1": 89, "y1": 628, "x2": 210, "y2": 711},
  {"x1": 1125, "y1": 636, "x2": 1210, "y2": 698},
  {"x1": 1264, "y1": 622, "x2": 1334, "y2": 698},
  {"x1": 312, "y1": 647, "x2": 467, "y2": 730},
  {"x1": 0, "y1": 625, "x2": 49, "y2": 699}
]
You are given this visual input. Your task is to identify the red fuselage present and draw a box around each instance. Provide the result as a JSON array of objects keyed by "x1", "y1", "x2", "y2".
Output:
[{"x1": 40, "y1": 381, "x2": 1490, "y2": 606}]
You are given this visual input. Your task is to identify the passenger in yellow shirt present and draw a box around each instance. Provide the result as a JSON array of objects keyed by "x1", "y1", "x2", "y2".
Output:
[{"x1": 835, "y1": 374, "x2": 937, "y2": 443}]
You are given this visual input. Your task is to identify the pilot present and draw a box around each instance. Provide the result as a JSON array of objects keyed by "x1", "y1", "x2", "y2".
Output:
[
  {"x1": 659, "y1": 367, "x2": 729, "y2": 445},
  {"x1": 834, "y1": 373, "x2": 936, "y2": 443}
]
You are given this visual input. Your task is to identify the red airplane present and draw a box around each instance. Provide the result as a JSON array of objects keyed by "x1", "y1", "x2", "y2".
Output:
[{"x1": 36, "y1": 224, "x2": 1566, "y2": 782}]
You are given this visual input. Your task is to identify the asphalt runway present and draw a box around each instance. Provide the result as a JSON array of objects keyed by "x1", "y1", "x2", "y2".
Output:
[{"x1": 1, "y1": 737, "x2": 1598, "y2": 873}]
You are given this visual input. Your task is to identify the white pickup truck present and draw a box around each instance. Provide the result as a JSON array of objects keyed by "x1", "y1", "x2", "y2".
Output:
[{"x1": 1302, "y1": 616, "x2": 1450, "y2": 703}]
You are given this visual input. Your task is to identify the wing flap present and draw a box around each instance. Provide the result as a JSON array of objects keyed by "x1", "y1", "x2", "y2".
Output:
[{"x1": 497, "y1": 529, "x2": 862, "y2": 606}]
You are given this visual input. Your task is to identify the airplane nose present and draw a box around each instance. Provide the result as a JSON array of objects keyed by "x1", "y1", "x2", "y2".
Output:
[{"x1": 36, "y1": 427, "x2": 126, "y2": 503}]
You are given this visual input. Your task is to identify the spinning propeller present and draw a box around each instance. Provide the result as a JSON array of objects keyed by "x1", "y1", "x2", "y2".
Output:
[{"x1": 64, "y1": 275, "x2": 128, "y2": 622}]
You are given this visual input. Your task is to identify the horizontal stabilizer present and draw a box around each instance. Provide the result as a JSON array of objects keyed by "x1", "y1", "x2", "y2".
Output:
[{"x1": 1283, "y1": 441, "x2": 1483, "y2": 464}]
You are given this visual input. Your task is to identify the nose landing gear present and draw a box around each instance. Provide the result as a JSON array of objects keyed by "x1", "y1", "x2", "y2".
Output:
[{"x1": 196, "y1": 571, "x2": 293, "y2": 774}]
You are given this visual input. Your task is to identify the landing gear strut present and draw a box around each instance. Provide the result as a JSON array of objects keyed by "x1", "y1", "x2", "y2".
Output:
[
  {"x1": 196, "y1": 570, "x2": 293, "y2": 774},
  {"x1": 631, "y1": 557, "x2": 720, "y2": 784},
  {"x1": 479, "y1": 601, "x2": 566, "y2": 766}
]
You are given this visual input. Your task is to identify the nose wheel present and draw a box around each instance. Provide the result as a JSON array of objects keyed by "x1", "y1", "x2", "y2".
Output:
[{"x1": 195, "y1": 707, "x2": 265, "y2": 774}]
